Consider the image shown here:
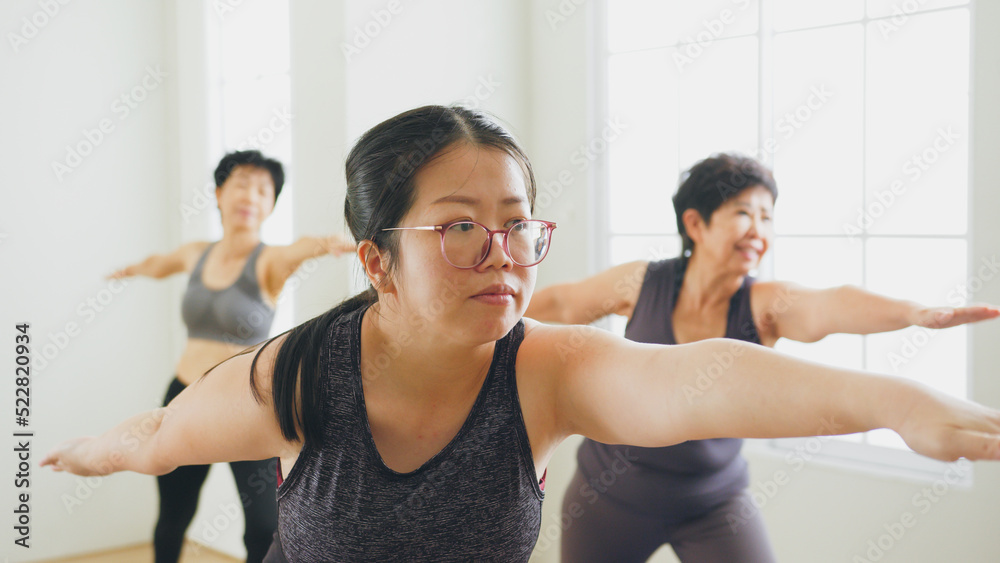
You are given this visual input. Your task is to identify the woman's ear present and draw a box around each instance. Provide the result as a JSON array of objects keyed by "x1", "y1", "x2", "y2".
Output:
[
  {"x1": 357, "y1": 240, "x2": 394, "y2": 294},
  {"x1": 681, "y1": 208, "x2": 706, "y2": 246}
]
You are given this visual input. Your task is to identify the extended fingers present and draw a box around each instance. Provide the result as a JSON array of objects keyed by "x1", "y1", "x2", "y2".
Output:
[
  {"x1": 952, "y1": 306, "x2": 1000, "y2": 325},
  {"x1": 938, "y1": 428, "x2": 1000, "y2": 462}
]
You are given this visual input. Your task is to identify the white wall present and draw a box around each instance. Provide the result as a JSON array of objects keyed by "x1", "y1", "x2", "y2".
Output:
[{"x1": 1, "y1": 1, "x2": 174, "y2": 560}]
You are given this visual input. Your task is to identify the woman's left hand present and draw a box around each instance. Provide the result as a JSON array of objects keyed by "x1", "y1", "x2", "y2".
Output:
[
  {"x1": 323, "y1": 234, "x2": 357, "y2": 257},
  {"x1": 912, "y1": 305, "x2": 1000, "y2": 329}
]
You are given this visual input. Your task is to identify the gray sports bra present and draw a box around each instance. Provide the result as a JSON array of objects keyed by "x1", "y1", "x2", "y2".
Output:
[{"x1": 180, "y1": 242, "x2": 275, "y2": 347}]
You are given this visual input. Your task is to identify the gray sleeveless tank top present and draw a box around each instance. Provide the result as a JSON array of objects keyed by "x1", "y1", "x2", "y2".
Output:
[
  {"x1": 273, "y1": 304, "x2": 544, "y2": 561},
  {"x1": 180, "y1": 242, "x2": 275, "y2": 347},
  {"x1": 576, "y1": 257, "x2": 760, "y2": 519}
]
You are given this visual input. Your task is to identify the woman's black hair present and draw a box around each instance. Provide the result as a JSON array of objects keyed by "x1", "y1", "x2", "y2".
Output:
[
  {"x1": 244, "y1": 105, "x2": 536, "y2": 445},
  {"x1": 672, "y1": 153, "x2": 777, "y2": 261},
  {"x1": 214, "y1": 150, "x2": 286, "y2": 203}
]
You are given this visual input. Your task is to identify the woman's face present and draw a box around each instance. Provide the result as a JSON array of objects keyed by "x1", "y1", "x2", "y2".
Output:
[
  {"x1": 382, "y1": 144, "x2": 537, "y2": 346},
  {"x1": 693, "y1": 185, "x2": 774, "y2": 273},
  {"x1": 215, "y1": 165, "x2": 276, "y2": 232}
]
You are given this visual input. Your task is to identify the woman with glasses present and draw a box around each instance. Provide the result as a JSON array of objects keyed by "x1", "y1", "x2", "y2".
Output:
[
  {"x1": 43, "y1": 107, "x2": 1000, "y2": 562},
  {"x1": 526, "y1": 153, "x2": 998, "y2": 562},
  {"x1": 107, "y1": 149, "x2": 355, "y2": 563}
]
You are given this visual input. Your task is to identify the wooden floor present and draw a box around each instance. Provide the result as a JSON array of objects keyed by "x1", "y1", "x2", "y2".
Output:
[{"x1": 39, "y1": 541, "x2": 240, "y2": 563}]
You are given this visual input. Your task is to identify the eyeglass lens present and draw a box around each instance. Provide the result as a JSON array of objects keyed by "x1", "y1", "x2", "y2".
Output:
[{"x1": 442, "y1": 221, "x2": 550, "y2": 267}]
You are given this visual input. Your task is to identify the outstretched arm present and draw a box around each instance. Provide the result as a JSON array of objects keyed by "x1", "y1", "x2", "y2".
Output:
[
  {"x1": 756, "y1": 281, "x2": 1000, "y2": 343},
  {"x1": 260, "y1": 234, "x2": 357, "y2": 298},
  {"x1": 525, "y1": 261, "x2": 647, "y2": 325},
  {"x1": 107, "y1": 241, "x2": 209, "y2": 280},
  {"x1": 522, "y1": 322, "x2": 1000, "y2": 462},
  {"x1": 40, "y1": 335, "x2": 297, "y2": 476}
]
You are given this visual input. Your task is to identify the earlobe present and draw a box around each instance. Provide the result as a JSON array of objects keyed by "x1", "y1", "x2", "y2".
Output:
[
  {"x1": 357, "y1": 240, "x2": 393, "y2": 293},
  {"x1": 682, "y1": 209, "x2": 705, "y2": 244}
]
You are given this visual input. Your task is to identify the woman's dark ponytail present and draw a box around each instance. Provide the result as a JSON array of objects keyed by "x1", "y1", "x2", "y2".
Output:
[{"x1": 248, "y1": 289, "x2": 376, "y2": 444}]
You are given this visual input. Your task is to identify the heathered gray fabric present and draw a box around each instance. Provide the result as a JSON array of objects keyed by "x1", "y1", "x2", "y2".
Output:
[
  {"x1": 181, "y1": 242, "x2": 275, "y2": 346},
  {"x1": 274, "y1": 304, "x2": 544, "y2": 561},
  {"x1": 577, "y1": 257, "x2": 760, "y2": 518}
]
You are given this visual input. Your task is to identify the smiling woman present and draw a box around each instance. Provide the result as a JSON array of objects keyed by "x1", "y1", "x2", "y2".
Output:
[
  {"x1": 526, "y1": 153, "x2": 999, "y2": 562},
  {"x1": 41, "y1": 106, "x2": 1000, "y2": 562}
]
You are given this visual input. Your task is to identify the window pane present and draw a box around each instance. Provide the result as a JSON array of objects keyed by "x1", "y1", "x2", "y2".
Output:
[
  {"x1": 867, "y1": 0, "x2": 968, "y2": 19},
  {"x1": 608, "y1": 50, "x2": 678, "y2": 234},
  {"x1": 677, "y1": 36, "x2": 758, "y2": 168},
  {"x1": 772, "y1": 0, "x2": 864, "y2": 32},
  {"x1": 774, "y1": 334, "x2": 864, "y2": 372},
  {"x1": 220, "y1": 0, "x2": 291, "y2": 82},
  {"x1": 608, "y1": 0, "x2": 759, "y2": 53},
  {"x1": 771, "y1": 25, "x2": 863, "y2": 236},
  {"x1": 770, "y1": 236, "x2": 864, "y2": 381},
  {"x1": 771, "y1": 237, "x2": 863, "y2": 287},
  {"x1": 864, "y1": 238, "x2": 967, "y2": 398},
  {"x1": 865, "y1": 10, "x2": 969, "y2": 236}
]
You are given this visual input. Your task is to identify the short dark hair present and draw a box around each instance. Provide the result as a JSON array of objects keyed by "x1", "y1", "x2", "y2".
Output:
[
  {"x1": 214, "y1": 150, "x2": 285, "y2": 203},
  {"x1": 672, "y1": 153, "x2": 777, "y2": 259}
]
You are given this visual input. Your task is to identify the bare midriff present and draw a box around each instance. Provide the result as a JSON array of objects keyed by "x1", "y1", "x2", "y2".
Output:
[{"x1": 175, "y1": 337, "x2": 250, "y2": 385}]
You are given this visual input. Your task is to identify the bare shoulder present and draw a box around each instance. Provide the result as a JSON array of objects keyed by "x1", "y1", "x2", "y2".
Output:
[
  {"x1": 175, "y1": 241, "x2": 212, "y2": 272},
  {"x1": 519, "y1": 318, "x2": 615, "y2": 378}
]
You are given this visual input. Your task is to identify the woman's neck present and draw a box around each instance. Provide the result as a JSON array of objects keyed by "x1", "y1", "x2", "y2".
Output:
[
  {"x1": 216, "y1": 229, "x2": 261, "y2": 257},
  {"x1": 361, "y1": 302, "x2": 496, "y2": 399},
  {"x1": 679, "y1": 252, "x2": 745, "y2": 310}
]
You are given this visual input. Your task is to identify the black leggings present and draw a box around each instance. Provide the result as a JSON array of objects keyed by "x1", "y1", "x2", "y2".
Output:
[{"x1": 153, "y1": 377, "x2": 278, "y2": 563}]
